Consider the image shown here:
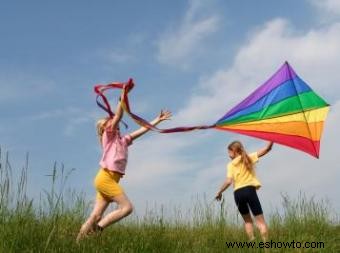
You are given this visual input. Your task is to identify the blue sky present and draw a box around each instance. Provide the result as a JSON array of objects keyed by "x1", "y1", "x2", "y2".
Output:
[{"x1": 1, "y1": 0, "x2": 340, "y2": 217}]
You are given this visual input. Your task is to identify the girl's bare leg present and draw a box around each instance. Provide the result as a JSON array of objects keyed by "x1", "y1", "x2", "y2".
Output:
[
  {"x1": 241, "y1": 213, "x2": 255, "y2": 241},
  {"x1": 76, "y1": 198, "x2": 109, "y2": 242},
  {"x1": 254, "y1": 214, "x2": 268, "y2": 241},
  {"x1": 97, "y1": 193, "x2": 133, "y2": 228}
]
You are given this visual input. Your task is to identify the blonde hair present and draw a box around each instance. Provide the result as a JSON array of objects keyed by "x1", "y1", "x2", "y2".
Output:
[
  {"x1": 96, "y1": 117, "x2": 110, "y2": 143},
  {"x1": 228, "y1": 141, "x2": 253, "y2": 171}
]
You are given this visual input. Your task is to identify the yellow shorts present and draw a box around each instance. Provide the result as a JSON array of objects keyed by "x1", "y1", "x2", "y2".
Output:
[{"x1": 94, "y1": 168, "x2": 124, "y2": 201}]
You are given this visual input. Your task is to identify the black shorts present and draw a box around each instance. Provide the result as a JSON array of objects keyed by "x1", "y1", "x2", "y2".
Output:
[{"x1": 234, "y1": 186, "x2": 263, "y2": 216}]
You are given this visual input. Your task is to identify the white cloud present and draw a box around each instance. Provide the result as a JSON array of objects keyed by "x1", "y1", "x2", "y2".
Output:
[
  {"x1": 176, "y1": 18, "x2": 340, "y2": 126},
  {"x1": 156, "y1": 0, "x2": 219, "y2": 69},
  {"x1": 310, "y1": 0, "x2": 340, "y2": 16},
  {"x1": 234, "y1": 19, "x2": 340, "y2": 96},
  {"x1": 176, "y1": 17, "x2": 340, "y2": 210},
  {"x1": 125, "y1": 16, "x2": 340, "y2": 215}
]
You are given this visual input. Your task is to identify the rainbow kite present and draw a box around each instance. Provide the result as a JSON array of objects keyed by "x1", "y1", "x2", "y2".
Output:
[
  {"x1": 94, "y1": 62, "x2": 329, "y2": 158},
  {"x1": 215, "y1": 62, "x2": 329, "y2": 158}
]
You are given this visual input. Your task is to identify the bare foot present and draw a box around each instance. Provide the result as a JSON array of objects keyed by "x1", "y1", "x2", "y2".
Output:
[
  {"x1": 76, "y1": 230, "x2": 87, "y2": 243},
  {"x1": 76, "y1": 222, "x2": 94, "y2": 243}
]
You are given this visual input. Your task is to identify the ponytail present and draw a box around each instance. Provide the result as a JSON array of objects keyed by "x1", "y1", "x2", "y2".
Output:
[{"x1": 228, "y1": 141, "x2": 253, "y2": 171}]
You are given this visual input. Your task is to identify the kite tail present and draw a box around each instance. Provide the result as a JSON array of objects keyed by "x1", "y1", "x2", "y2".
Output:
[
  {"x1": 94, "y1": 79, "x2": 216, "y2": 133},
  {"x1": 94, "y1": 82, "x2": 130, "y2": 129}
]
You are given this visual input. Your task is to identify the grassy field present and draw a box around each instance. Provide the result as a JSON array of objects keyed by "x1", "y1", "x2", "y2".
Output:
[{"x1": 0, "y1": 149, "x2": 339, "y2": 253}]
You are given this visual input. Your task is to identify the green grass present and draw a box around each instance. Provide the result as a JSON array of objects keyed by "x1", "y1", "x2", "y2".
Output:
[{"x1": 0, "y1": 148, "x2": 339, "y2": 253}]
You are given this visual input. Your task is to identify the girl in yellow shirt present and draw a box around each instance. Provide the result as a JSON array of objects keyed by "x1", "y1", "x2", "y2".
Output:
[{"x1": 215, "y1": 140, "x2": 273, "y2": 241}]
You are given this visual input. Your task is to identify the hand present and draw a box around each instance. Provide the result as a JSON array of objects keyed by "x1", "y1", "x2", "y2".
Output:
[
  {"x1": 120, "y1": 83, "x2": 133, "y2": 102},
  {"x1": 158, "y1": 109, "x2": 172, "y2": 121},
  {"x1": 124, "y1": 79, "x2": 134, "y2": 93},
  {"x1": 215, "y1": 192, "x2": 222, "y2": 201}
]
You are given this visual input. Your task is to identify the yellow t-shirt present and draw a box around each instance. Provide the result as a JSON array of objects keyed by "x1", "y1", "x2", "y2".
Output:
[{"x1": 226, "y1": 152, "x2": 261, "y2": 191}]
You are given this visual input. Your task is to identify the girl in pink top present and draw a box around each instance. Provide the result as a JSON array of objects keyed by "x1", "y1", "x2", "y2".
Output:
[{"x1": 77, "y1": 89, "x2": 171, "y2": 241}]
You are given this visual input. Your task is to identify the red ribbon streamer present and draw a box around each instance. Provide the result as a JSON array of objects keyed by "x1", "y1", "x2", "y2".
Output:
[{"x1": 94, "y1": 79, "x2": 216, "y2": 133}]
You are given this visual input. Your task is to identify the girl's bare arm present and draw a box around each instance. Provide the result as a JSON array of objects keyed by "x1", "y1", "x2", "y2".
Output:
[
  {"x1": 257, "y1": 141, "x2": 274, "y2": 157},
  {"x1": 130, "y1": 110, "x2": 172, "y2": 141},
  {"x1": 215, "y1": 177, "x2": 233, "y2": 201}
]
